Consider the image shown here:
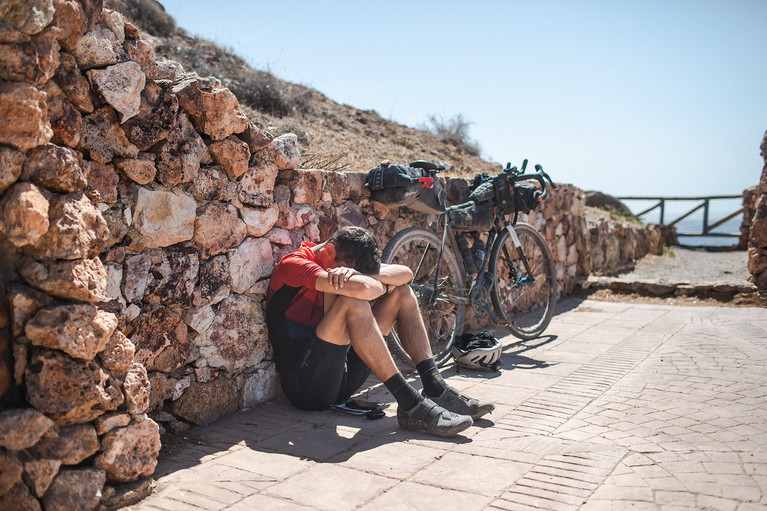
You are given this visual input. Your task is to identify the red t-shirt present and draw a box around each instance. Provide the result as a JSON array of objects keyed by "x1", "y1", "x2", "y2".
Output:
[{"x1": 266, "y1": 242, "x2": 326, "y2": 326}]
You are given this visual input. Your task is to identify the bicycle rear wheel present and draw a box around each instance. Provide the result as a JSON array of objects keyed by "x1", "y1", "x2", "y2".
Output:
[
  {"x1": 490, "y1": 223, "x2": 556, "y2": 340},
  {"x1": 381, "y1": 227, "x2": 466, "y2": 367}
]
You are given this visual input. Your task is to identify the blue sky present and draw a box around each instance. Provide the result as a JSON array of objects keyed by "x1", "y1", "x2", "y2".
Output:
[{"x1": 158, "y1": 0, "x2": 766, "y2": 198}]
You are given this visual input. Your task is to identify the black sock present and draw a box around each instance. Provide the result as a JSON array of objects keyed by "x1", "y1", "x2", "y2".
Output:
[
  {"x1": 416, "y1": 358, "x2": 448, "y2": 398},
  {"x1": 383, "y1": 373, "x2": 422, "y2": 411}
]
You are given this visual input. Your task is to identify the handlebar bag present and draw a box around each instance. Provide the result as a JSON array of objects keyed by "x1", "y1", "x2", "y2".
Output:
[
  {"x1": 365, "y1": 162, "x2": 446, "y2": 215},
  {"x1": 447, "y1": 201, "x2": 495, "y2": 232},
  {"x1": 513, "y1": 184, "x2": 540, "y2": 214},
  {"x1": 492, "y1": 174, "x2": 516, "y2": 214}
]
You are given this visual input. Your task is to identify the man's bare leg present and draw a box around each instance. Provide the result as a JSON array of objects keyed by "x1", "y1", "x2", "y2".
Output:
[
  {"x1": 373, "y1": 284, "x2": 496, "y2": 420},
  {"x1": 317, "y1": 293, "x2": 473, "y2": 437}
]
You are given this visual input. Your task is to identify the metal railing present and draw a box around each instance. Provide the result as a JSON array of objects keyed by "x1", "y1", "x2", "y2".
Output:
[{"x1": 617, "y1": 195, "x2": 744, "y2": 241}]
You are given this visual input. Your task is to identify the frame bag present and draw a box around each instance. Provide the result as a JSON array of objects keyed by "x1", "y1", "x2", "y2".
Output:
[{"x1": 365, "y1": 162, "x2": 446, "y2": 215}]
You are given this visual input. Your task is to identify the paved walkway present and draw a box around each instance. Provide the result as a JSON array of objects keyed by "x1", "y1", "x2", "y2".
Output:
[{"x1": 128, "y1": 298, "x2": 767, "y2": 511}]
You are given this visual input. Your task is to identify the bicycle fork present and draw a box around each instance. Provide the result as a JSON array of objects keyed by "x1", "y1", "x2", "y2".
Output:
[{"x1": 503, "y1": 225, "x2": 535, "y2": 286}]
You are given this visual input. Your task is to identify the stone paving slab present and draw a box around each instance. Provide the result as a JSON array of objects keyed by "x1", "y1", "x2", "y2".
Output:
[{"x1": 126, "y1": 298, "x2": 767, "y2": 511}]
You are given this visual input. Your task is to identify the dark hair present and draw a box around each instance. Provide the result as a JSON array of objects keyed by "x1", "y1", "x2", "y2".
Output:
[{"x1": 328, "y1": 226, "x2": 381, "y2": 275}]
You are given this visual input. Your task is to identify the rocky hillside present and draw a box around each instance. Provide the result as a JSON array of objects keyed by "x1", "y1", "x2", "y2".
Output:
[{"x1": 104, "y1": 0, "x2": 498, "y2": 178}]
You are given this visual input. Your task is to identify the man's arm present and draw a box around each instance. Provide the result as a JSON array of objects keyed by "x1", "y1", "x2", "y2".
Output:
[
  {"x1": 314, "y1": 271, "x2": 387, "y2": 301},
  {"x1": 314, "y1": 263, "x2": 413, "y2": 301}
]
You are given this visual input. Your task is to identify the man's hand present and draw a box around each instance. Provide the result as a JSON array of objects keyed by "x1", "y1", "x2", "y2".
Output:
[{"x1": 326, "y1": 266, "x2": 360, "y2": 290}]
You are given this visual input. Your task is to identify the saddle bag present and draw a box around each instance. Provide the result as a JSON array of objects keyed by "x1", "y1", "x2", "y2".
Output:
[
  {"x1": 447, "y1": 201, "x2": 495, "y2": 232},
  {"x1": 365, "y1": 162, "x2": 446, "y2": 215}
]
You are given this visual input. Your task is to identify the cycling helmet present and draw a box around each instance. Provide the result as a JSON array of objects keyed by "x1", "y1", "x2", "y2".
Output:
[{"x1": 451, "y1": 331, "x2": 502, "y2": 371}]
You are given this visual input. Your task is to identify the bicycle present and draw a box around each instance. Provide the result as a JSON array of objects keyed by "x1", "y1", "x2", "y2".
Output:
[{"x1": 381, "y1": 159, "x2": 558, "y2": 368}]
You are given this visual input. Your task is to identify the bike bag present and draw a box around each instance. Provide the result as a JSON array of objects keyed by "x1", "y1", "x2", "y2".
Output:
[
  {"x1": 447, "y1": 201, "x2": 495, "y2": 232},
  {"x1": 365, "y1": 161, "x2": 446, "y2": 215},
  {"x1": 512, "y1": 183, "x2": 541, "y2": 214},
  {"x1": 483, "y1": 174, "x2": 541, "y2": 216}
]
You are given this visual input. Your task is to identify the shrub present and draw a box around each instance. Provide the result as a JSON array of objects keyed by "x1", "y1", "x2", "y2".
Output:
[{"x1": 422, "y1": 114, "x2": 481, "y2": 157}]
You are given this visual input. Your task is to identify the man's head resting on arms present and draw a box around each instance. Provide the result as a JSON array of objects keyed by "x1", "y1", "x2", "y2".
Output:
[{"x1": 324, "y1": 226, "x2": 381, "y2": 275}]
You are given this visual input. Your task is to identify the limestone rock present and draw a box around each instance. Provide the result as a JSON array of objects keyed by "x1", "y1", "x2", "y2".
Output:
[
  {"x1": 0, "y1": 408, "x2": 55, "y2": 450},
  {"x1": 198, "y1": 294, "x2": 269, "y2": 374},
  {"x1": 80, "y1": 106, "x2": 139, "y2": 164},
  {"x1": 99, "y1": 8, "x2": 125, "y2": 42},
  {"x1": 144, "y1": 245, "x2": 199, "y2": 305},
  {"x1": 238, "y1": 161, "x2": 279, "y2": 207},
  {"x1": 0, "y1": 0, "x2": 55, "y2": 35},
  {"x1": 132, "y1": 187, "x2": 196, "y2": 248},
  {"x1": 25, "y1": 304, "x2": 117, "y2": 360},
  {"x1": 146, "y1": 372, "x2": 171, "y2": 412},
  {"x1": 155, "y1": 112, "x2": 208, "y2": 186},
  {"x1": 93, "y1": 412, "x2": 130, "y2": 435},
  {"x1": 184, "y1": 304, "x2": 214, "y2": 335},
  {"x1": 0, "y1": 182, "x2": 49, "y2": 248},
  {"x1": 0, "y1": 145, "x2": 24, "y2": 195},
  {"x1": 0, "y1": 450, "x2": 23, "y2": 495},
  {"x1": 0, "y1": 25, "x2": 60, "y2": 85},
  {"x1": 20, "y1": 257, "x2": 108, "y2": 303},
  {"x1": 115, "y1": 153, "x2": 157, "y2": 184},
  {"x1": 94, "y1": 417, "x2": 160, "y2": 483},
  {"x1": 49, "y1": 0, "x2": 87, "y2": 51},
  {"x1": 130, "y1": 306, "x2": 191, "y2": 373},
  {"x1": 124, "y1": 37, "x2": 157, "y2": 79},
  {"x1": 0, "y1": 81, "x2": 52, "y2": 151},
  {"x1": 71, "y1": 24, "x2": 127, "y2": 70},
  {"x1": 22, "y1": 143, "x2": 86, "y2": 193},
  {"x1": 87, "y1": 61, "x2": 145, "y2": 123},
  {"x1": 199, "y1": 255, "x2": 230, "y2": 304},
  {"x1": 29, "y1": 423, "x2": 99, "y2": 465},
  {"x1": 238, "y1": 119, "x2": 273, "y2": 152},
  {"x1": 123, "y1": 363, "x2": 149, "y2": 415},
  {"x1": 270, "y1": 133, "x2": 301, "y2": 170},
  {"x1": 47, "y1": 89, "x2": 82, "y2": 147},
  {"x1": 0, "y1": 481, "x2": 41, "y2": 511},
  {"x1": 193, "y1": 202, "x2": 247, "y2": 259},
  {"x1": 101, "y1": 206, "x2": 128, "y2": 249},
  {"x1": 79, "y1": 0, "x2": 104, "y2": 30},
  {"x1": 122, "y1": 252, "x2": 150, "y2": 302},
  {"x1": 229, "y1": 237, "x2": 274, "y2": 294},
  {"x1": 23, "y1": 458, "x2": 61, "y2": 498},
  {"x1": 172, "y1": 378, "x2": 238, "y2": 425},
  {"x1": 53, "y1": 52, "x2": 93, "y2": 113},
  {"x1": 26, "y1": 192, "x2": 109, "y2": 260},
  {"x1": 42, "y1": 468, "x2": 105, "y2": 511},
  {"x1": 8, "y1": 285, "x2": 52, "y2": 338},
  {"x1": 239, "y1": 363, "x2": 279, "y2": 408},
  {"x1": 99, "y1": 329, "x2": 135, "y2": 374},
  {"x1": 191, "y1": 165, "x2": 229, "y2": 201},
  {"x1": 278, "y1": 169, "x2": 322, "y2": 206},
  {"x1": 174, "y1": 78, "x2": 247, "y2": 141},
  {"x1": 123, "y1": 80, "x2": 178, "y2": 151},
  {"x1": 209, "y1": 135, "x2": 250, "y2": 179},
  {"x1": 25, "y1": 348, "x2": 123, "y2": 426},
  {"x1": 240, "y1": 205, "x2": 279, "y2": 237},
  {"x1": 84, "y1": 161, "x2": 118, "y2": 203}
]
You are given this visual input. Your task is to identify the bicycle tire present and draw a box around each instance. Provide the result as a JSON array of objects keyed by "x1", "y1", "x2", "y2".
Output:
[
  {"x1": 489, "y1": 223, "x2": 556, "y2": 340},
  {"x1": 381, "y1": 226, "x2": 466, "y2": 368}
]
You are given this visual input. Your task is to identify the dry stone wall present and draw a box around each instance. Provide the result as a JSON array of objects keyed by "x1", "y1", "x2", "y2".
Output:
[
  {"x1": 748, "y1": 132, "x2": 767, "y2": 292},
  {"x1": 0, "y1": 2, "x2": 673, "y2": 509}
]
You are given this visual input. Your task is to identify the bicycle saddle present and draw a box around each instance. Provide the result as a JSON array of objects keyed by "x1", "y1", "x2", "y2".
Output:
[{"x1": 410, "y1": 160, "x2": 445, "y2": 172}]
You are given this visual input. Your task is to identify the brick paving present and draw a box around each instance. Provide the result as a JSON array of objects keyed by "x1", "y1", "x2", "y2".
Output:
[{"x1": 127, "y1": 298, "x2": 767, "y2": 510}]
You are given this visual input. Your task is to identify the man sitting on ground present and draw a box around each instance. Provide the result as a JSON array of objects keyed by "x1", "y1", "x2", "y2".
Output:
[{"x1": 265, "y1": 226, "x2": 494, "y2": 437}]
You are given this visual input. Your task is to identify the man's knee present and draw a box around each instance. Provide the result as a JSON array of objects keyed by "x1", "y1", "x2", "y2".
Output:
[{"x1": 333, "y1": 294, "x2": 374, "y2": 317}]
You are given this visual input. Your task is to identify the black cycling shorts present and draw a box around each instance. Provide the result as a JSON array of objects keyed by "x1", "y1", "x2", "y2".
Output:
[{"x1": 269, "y1": 319, "x2": 371, "y2": 411}]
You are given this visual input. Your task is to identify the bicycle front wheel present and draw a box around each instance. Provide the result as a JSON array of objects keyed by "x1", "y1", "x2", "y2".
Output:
[
  {"x1": 490, "y1": 223, "x2": 556, "y2": 340},
  {"x1": 381, "y1": 227, "x2": 466, "y2": 368}
]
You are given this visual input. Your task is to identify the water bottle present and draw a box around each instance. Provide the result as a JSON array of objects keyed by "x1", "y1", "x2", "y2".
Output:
[
  {"x1": 472, "y1": 239, "x2": 486, "y2": 270},
  {"x1": 455, "y1": 232, "x2": 477, "y2": 274}
]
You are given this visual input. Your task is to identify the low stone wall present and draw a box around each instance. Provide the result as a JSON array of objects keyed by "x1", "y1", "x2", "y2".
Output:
[
  {"x1": 0, "y1": 2, "x2": 673, "y2": 509},
  {"x1": 748, "y1": 132, "x2": 767, "y2": 292}
]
